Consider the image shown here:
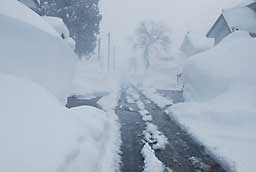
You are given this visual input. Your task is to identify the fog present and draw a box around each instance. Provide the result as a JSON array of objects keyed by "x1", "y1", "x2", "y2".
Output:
[{"x1": 99, "y1": 0, "x2": 241, "y2": 70}]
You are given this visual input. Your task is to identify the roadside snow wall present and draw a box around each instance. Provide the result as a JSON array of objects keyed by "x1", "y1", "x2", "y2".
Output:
[
  {"x1": 169, "y1": 31, "x2": 256, "y2": 172},
  {"x1": 0, "y1": 0, "x2": 77, "y2": 103}
]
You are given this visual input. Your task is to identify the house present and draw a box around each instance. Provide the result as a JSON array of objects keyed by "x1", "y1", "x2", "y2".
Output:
[
  {"x1": 207, "y1": 3, "x2": 256, "y2": 45},
  {"x1": 18, "y1": 0, "x2": 40, "y2": 12},
  {"x1": 180, "y1": 32, "x2": 214, "y2": 57}
]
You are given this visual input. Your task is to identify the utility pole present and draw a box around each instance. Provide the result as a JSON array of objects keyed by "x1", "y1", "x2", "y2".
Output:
[
  {"x1": 107, "y1": 32, "x2": 111, "y2": 72},
  {"x1": 113, "y1": 46, "x2": 116, "y2": 72},
  {"x1": 97, "y1": 37, "x2": 101, "y2": 65}
]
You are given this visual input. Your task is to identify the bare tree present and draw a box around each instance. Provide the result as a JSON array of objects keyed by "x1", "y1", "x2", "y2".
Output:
[{"x1": 134, "y1": 21, "x2": 171, "y2": 69}]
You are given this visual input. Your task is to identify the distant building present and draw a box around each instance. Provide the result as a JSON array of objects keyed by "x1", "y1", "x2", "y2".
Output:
[
  {"x1": 207, "y1": 3, "x2": 256, "y2": 45},
  {"x1": 180, "y1": 32, "x2": 214, "y2": 57},
  {"x1": 18, "y1": 0, "x2": 40, "y2": 12}
]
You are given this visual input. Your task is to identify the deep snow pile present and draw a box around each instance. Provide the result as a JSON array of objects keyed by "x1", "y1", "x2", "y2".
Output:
[
  {"x1": 168, "y1": 31, "x2": 256, "y2": 172},
  {"x1": 0, "y1": 73, "x2": 110, "y2": 172},
  {"x1": 0, "y1": 0, "x2": 77, "y2": 103},
  {"x1": 0, "y1": 0, "x2": 58, "y2": 37},
  {"x1": 42, "y1": 16, "x2": 76, "y2": 51}
]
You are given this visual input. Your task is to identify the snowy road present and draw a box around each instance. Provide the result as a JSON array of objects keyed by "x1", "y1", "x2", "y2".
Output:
[
  {"x1": 65, "y1": 86, "x2": 228, "y2": 172},
  {"x1": 117, "y1": 85, "x2": 228, "y2": 172}
]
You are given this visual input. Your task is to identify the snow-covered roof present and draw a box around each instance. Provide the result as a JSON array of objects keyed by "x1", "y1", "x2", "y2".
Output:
[{"x1": 223, "y1": 6, "x2": 256, "y2": 33}]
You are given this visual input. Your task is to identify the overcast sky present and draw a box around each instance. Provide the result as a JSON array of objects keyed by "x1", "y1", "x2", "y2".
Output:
[{"x1": 99, "y1": 0, "x2": 242, "y2": 69}]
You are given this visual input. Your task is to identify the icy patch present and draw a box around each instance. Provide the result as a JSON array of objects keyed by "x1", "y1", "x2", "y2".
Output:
[
  {"x1": 143, "y1": 89, "x2": 173, "y2": 108},
  {"x1": 141, "y1": 143, "x2": 166, "y2": 172},
  {"x1": 143, "y1": 123, "x2": 168, "y2": 150}
]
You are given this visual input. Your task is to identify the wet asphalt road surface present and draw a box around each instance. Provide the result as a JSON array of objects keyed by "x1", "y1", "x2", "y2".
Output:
[
  {"x1": 66, "y1": 95, "x2": 102, "y2": 109},
  {"x1": 117, "y1": 86, "x2": 228, "y2": 172},
  {"x1": 117, "y1": 90, "x2": 145, "y2": 172}
]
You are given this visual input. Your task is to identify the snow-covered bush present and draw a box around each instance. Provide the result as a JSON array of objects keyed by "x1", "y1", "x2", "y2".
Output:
[
  {"x1": 169, "y1": 31, "x2": 256, "y2": 172},
  {"x1": 0, "y1": 0, "x2": 77, "y2": 103}
]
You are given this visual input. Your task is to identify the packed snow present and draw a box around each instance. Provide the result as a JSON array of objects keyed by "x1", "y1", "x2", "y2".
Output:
[
  {"x1": 143, "y1": 123, "x2": 168, "y2": 150},
  {"x1": 138, "y1": 110, "x2": 152, "y2": 122},
  {"x1": 136, "y1": 100, "x2": 146, "y2": 110},
  {"x1": 168, "y1": 31, "x2": 256, "y2": 172},
  {"x1": 97, "y1": 91, "x2": 122, "y2": 172},
  {"x1": 142, "y1": 89, "x2": 173, "y2": 108},
  {"x1": 141, "y1": 143, "x2": 166, "y2": 172}
]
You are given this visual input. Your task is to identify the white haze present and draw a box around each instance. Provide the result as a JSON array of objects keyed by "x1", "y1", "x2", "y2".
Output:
[{"x1": 100, "y1": 0, "x2": 241, "y2": 71}]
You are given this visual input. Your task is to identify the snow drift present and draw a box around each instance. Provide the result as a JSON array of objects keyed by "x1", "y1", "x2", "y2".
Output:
[
  {"x1": 169, "y1": 31, "x2": 256, "y2": 172},
  {"x1": 0, "y1": 0, "x2": 77, "y2": 103},
  {"x1": 0, "y1": 73, "x2": 110, "y2": 172}
]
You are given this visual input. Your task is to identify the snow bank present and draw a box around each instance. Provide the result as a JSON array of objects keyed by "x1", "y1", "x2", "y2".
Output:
[
  {"x1": 97, "y1": 91, "x2": 122, "y2": 172},
  {"x1": 0, "y1": 73, "x2": 109, "y2": 172},
  {"x1": 42, "y1": 16, "x2": 76, "y2": 51},
  {"x1": 169, "y1": 31, "x2": 256, "y2": 172},
  {"x1": 0, "y1": 0, "x2": 58, "y2": 37},
  {"x1": 0, "y1": 12, "x2": 77, "y2": 103},
  {"x1": 42, "y1": 16, "x2": 70, "y2": 38},
  {"x1": 183, "y1": 31, "x2": 256, "y2": 101}
]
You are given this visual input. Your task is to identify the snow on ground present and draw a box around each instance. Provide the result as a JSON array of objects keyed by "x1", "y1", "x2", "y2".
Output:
[
  {"x1": 143, "y1": 123, "x2": 169, "y2": 150},
  {"x1": 71, "y1": 58, "x2": 120, "y2": 98},
  {"x1": 42, "y1": 16, "x2": 76, "y2": 51},
  {"x1": 136, "y1": 100, "x2": 146, "y2": 110},
  {"x1": 0, "y1": 73, "x2": 111, "y2": 172},
  {"x1": 129, "y1": 56, "x2": 183, "y2": 91},
  {"x1": 97, "y1": 91, "x2": 122, "y2": 172},
  {"x1": 126, "y1": 95, "x2": 136, "y2": 104},
  {"x1": 141, "y1": 143, "x2": 166, "y2": 172},
  {"x1": 167, "y1": 31, "x2": 256, "y2": 172},
  {"x1": 0, "y1": 0, "x2": 58, "y2": 37},
  {"x1": 126, "y1": 87, "x2": 140, "y2": 101},
  {"x1": 0, "y1": 2, "x2": 77, "y2": 104},
  {"x1": 142, "y1": 89, "x2": 173, "y2": 108},
  {"x1": 139, "y1": 110, "x2": 152, "y2": 122}
]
